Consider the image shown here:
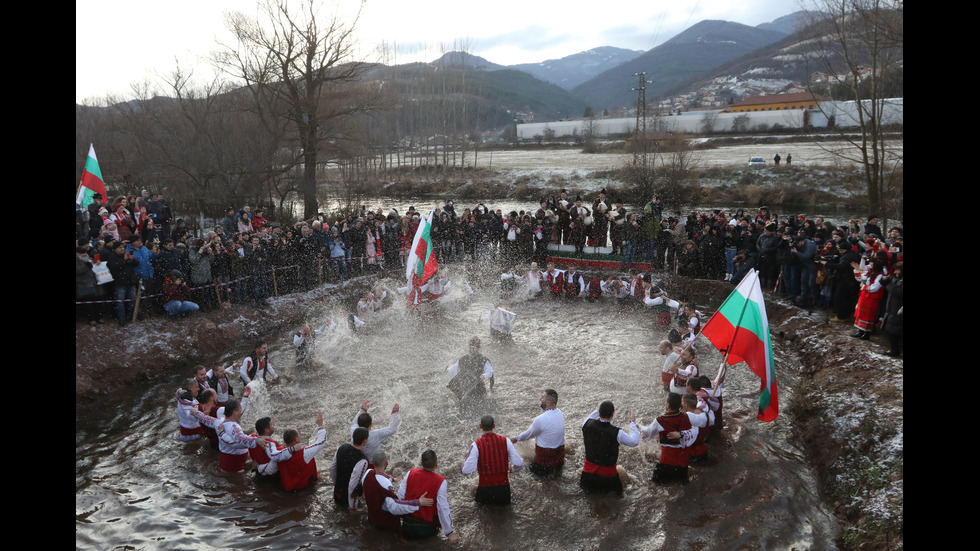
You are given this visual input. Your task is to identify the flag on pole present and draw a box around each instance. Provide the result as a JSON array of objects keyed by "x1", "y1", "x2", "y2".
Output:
[
  {"x1": 76, "y1": 144, "x2": 107, "y2": 209},
  {"x1": 405, "y1": 210, "x2": 438, "y2": 286},
  {"x1": 699, "y1": 269, "x2": 779, "y2": 422}
]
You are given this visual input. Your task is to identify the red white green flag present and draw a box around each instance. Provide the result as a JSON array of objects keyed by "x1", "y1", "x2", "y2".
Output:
[
  {"x1": 700, "y1": 269, "x2": 779, "y2": 422},
  {"x1": 76, "y1": 144, "x2": 107, "y2": 209},
  {"x1": 405, "y1": 210, "x2": 438, "y2": 286}
]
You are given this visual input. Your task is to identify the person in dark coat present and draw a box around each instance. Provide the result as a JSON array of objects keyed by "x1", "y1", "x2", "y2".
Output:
[
  {"x1": 699, "y1": 225, "x2": 726, "y2": 280},
  {"x1": 824, "y1": 240, "x2": 862, "y2": 323},
  {"x1": 76, "y1": 246, "x2": 106, "y2": 325},
  {"x1": 881, "y1": 261, "x2": 903, "y2": 356},
  {"x1": 106, "y1": 240, "x2": 140, "y2": 325},
  {"x1": 245, "y1": 234, "x2": 271, "y2": 305},
  {"x1": 730, "y1": 249, "x2": 757, "y2": 286},
  {"x1": 755, "y1": 222, "x2": 781, "y2": 290}
]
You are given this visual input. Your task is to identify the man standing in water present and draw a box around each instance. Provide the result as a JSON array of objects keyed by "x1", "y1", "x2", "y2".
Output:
[
  {"x1": 240, "y1": 340, "x2": 280, "y2": 386},
  {"x1": 638, "y1": 393, "x2": 697, "y2": 485},
  {"x1": 579, "y1": 400, "x2": 639, "y2": 497},
  {"x1": 362, "y1": 451, "x2": 434, "y2": 536},
  {"x1": 278, "y1": 412, "x2": 329, "y2": 492},
  {"x1": 350, "y1": 399, "x2": 400, "y2": 461},
  {"x1": 398, "y1": 450, "x2": 458, "y2": 543},
  {"x1": 461, "y1": 415, "x2": 524, "y2": 505},
  {"x1": 329, "y1": 427, "x2": 370, "y2": 509},
  {"x1": 511, "y1": 389, "x2": 566, "y2": 477},
  {"x1": 446, "y1": 337, "x2": 494, "y2": 401},
  {"x1": 216, "y1": 388, "x2": 269, "y2": 473}
]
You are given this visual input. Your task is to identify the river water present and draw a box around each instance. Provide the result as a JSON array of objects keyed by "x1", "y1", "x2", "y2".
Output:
[{"x1": 75, "y1": 268, "x2": 840, "y2": 550}]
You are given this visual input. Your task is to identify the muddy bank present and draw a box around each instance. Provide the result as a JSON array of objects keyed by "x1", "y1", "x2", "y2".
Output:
[
  {"x1": 74, "y1": 274, "x2": 902, "y2": 550},
  {"x1": 74, "y1": 276, "x2": 380, "y2": 401}
]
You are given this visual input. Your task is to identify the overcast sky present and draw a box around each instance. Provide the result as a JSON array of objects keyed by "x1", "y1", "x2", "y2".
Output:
[{"x1": 76, "y1": 0, "x2": 803, "y2": 104}]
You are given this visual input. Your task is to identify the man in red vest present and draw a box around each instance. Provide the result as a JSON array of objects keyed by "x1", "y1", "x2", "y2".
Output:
[
  {"x1": 543, "y1": 262, "x2": 565, "y2": 297},
  {"x1": 681, "y1": 393, "x2": 710, "y2": 465},
  {"x1": 461, "y1": 415, "x2": 524, "y2": 505},
  {"x1": 362, "y1": 451, "x2": 434, "y2": 536},
  {"x1": 278, "y1": 412, "x2": 328, "y2": 491},
  {"x1": 639, "y1": 393, "x2": 698, "y2": 485},
  {"x1": 248, "y1": 416, "x2": 288, "y2": 480},
  {"x1": 398, "y1": 450, "x2": 459, "y2": 543}
]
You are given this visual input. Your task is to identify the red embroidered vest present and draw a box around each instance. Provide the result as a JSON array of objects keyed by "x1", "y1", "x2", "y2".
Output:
[
  {"x1": 404, "y1": 468, "x2": 445, "y2": 526},
  {"x1": 280, "y1": 450, "x2": 317, "y2": 491},
  {"x1": 475, "y1": 433, "x2": 510, "y2": 487}
]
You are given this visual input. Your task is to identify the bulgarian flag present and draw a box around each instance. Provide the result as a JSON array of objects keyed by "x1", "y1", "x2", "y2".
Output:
[
  {"x1": 700, "y1": 269, "x2": 779, "y2": 422},
  {"x1": 405, "y1": 210, "x2": 438, "y2": 286},
  {"x1": 76, "y1": 144, "x2": 107, "y2": 209}
]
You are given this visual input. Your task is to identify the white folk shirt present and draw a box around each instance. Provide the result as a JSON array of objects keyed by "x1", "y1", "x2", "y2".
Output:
[
  {"x1": 661, "y1": 351, "x2": 680, "y2": 377},
  {"x1": 240, "y1": 356, "x2": 277, "y2": 385},
  {"x1": 446, "y1": 357, "x2": 494, "y2": 380},
  {"x1": 639, "y1": 417, "x2": 699, "y2": 448},
  {"x1": 360, "y1": 470, "x2": 420, "y2": 516},
  {"x1": 214, "y1": 398, "x2": 253, "y2": 455},
  {"x1": 175, "y1": 392, "x2": 200, "y2": 441},
  {"x1": 272, "y1": 426, "x2": 328, "y2": 466},
  {"x1": 205, "y1": 369, "x2": 233, "y2": 403},
  {"x1": 645, "y1": 295, "x2": 680, "y2": 309},
  {"x1": 514, "y1": 408, "x2": 566, "y2": 449},
  {"x1": 350, "y1": 408, "x2": 400, "y2": 461}
]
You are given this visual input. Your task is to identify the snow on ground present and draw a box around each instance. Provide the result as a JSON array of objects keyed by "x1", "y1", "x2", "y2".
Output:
[{"x1": 476, "y1": 140, "x2": 899, "y2": 171}]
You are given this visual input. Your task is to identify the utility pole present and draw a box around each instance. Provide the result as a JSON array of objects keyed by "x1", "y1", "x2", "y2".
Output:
[{"x1": 632, "y1": 72, "x2": 652, "y2": 168}]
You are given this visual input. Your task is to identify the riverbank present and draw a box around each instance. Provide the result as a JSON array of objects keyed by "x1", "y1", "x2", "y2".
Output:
[
  {"x1": 74, "y1": 273, "x2": 902, "y2": 550},
  {"x1": 369, "y1": 161, "x2": 871, "y2": 207}
]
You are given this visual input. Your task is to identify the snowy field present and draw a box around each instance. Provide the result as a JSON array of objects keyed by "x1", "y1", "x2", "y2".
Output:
[{"x1": 479, "y1": 140, "x2": 902, "y2": 172}]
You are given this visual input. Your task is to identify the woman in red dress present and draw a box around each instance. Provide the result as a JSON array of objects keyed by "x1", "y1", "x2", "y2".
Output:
[{"x1": 852, "y1": 256, "x2": 886, "y2": 340}]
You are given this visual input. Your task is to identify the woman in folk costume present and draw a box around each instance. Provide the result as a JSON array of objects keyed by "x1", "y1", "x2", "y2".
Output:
[
  {"x1": 365, "y1": 221, "x2": 380, "y2": 268},
  {"x1": 852, "y1": 255, "x2": 887, "y2": 340},
  {"x1": 399, "y1": 216, "x2": 413, "y2": 266},
  {"x1": 133, "y1": 204, "x2": 151, "y2": 238},
  {"x1": 110, "y1": 202, "x2": 137, "y2": 241}
]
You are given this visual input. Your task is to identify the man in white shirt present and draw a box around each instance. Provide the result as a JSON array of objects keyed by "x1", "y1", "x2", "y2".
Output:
[
  {"x1": 511, "y1": 389, "x2": 566, "y2": 477},
  {"x1": 350, "y1": 399, "x2": 400, "y2": 462}
]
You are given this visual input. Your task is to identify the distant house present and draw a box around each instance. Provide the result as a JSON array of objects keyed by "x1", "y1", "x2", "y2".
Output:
[{"x1": 725, "y1": 92, "x2": 830, "y2": 113}]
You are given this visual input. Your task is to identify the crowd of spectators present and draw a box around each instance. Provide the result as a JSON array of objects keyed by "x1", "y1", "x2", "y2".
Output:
[{"x1": 75, "y1": 189, "x2": 903, "y2": 356}]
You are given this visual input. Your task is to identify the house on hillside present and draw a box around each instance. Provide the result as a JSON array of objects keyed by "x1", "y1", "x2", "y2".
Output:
[{"x1": 725, "y1": 91, "x2": 830, "y2": 113}]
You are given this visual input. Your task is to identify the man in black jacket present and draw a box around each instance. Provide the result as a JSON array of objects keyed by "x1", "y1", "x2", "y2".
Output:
[
  {"x1": 755, "y1": 222, "x2": 781, "y2": 290},
  {"x1": 106, "y1": 240, "x2": 140, "y2": 325},
  {"x1": 823, "y1": 240, "x2": 862, "y2": 322}
]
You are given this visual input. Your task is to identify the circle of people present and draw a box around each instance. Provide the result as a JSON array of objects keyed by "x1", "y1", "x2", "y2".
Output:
[{"x1": 174, "y1": 290, "x2": 721, "y2": 544}]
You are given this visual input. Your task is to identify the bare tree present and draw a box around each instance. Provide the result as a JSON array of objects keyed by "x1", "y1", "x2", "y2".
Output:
[
  {"x1": 699, "y1": 111, "x2": 720, "y2": 134},
  {"x1": 801, "y1": 0, "x2": 903, "y2": 218},
  {"x1": 731, "y1": 113, "x2": 751, "y2": 133},
  {"x1": 581, "y1": 116, "x2": 600, "y2": 153},
  {"x1": 215, "y1": 0, "x2": 379, "y2": 219}
]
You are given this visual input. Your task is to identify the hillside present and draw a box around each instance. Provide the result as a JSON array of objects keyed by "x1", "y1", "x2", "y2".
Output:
[
  {"x1": 509, "y1": 46, "x2": 645, "y2": 90},
  {"x1": 365, "y1": 62, "x2": 589, "y2": 131},
  {"x1": 572, "y1": 20, "x2": 789, "y2": 111}
]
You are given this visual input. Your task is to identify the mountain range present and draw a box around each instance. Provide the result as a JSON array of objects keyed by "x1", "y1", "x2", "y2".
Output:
[
  {"x1": 84, "y1": 11, "x2": 897, "y2": 136},
  {"x1": 384, "y1": 11, "x2": 819, "y2": 120}
]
